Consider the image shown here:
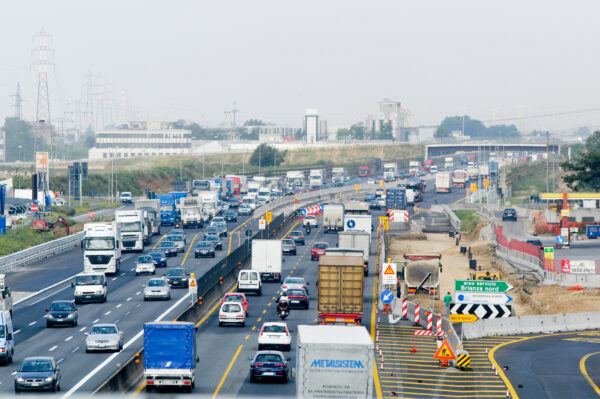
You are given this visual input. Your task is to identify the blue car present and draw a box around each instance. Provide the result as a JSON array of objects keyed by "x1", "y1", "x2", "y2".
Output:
[
  {"x1": 148, "y1": 250, "x2": 168, "y2": 267},
  {"x1": 365, "y1": 192, "x2": 375, "y2": 201},
  {"x1": 249, "y1": 351, "x2": 290, "y2": 383},
  {"x1": 157, "y1": 241, "x2": 178, "y2": 257}
]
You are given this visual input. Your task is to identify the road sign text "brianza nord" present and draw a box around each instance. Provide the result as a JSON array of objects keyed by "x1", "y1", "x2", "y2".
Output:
[{"x1": 454, "y1": 280, "x2": 513, "y2": 293}]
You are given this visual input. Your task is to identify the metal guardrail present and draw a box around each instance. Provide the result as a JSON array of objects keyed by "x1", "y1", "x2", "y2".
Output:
[
  {"x1": 0, "y1": 232, "x2": 84, "y2": 273},
  {"x1": 441, "y1": 204, "x2": 461, "y2": 232}
]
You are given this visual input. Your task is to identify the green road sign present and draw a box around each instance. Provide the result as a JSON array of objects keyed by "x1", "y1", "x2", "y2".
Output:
[
  {"x1": 455, "y1": 280, "x2": 513, "y2": 293},
  {"x1": 544, "y1": 247, "x2": 554, "y2": 254}
]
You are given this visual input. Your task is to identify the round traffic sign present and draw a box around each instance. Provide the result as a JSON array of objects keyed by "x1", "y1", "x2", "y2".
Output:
[
  {"x1": 300, "y1": 208, "x2": 307, "y2": 216},
  {"x1": 555, "y1": 235, "x2": 565, "y2": 245},
  {"x1": 380, "y1": 290, "x2": 394, "y2": 304},
  {"x1": 31, "y1": 204, "x2": 39, "y2": 213}
]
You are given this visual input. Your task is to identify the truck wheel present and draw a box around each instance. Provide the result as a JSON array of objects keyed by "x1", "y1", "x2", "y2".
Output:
[
  {"x1": 257, "y1": 288, "x2": 262, "y2": 296},
  {"x1": 282, "y1": 374, "x2": 288, "y2": 384}
]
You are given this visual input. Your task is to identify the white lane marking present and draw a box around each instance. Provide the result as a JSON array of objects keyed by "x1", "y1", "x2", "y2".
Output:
[
  {"x1": 79, "y1": 327, "x2": 86, "y2": 332},
  {"x1": 62, "y1": 293, "x2": 191, "y2": 398},
  {"x1": 28, "y1": 285, "x2": 70, "y2": 306},
  {"x1": 124, "y1": 311, "x2": 131, "y2": 316},
  {"x1": 15, "y1": 274, "x2": 78, "y2": 306},
  {"x1": 28, "y1": 321, "x2": 37, "y2": 326},
  {"x1": 130, "y1": 268, "x2": 134, "y2": 272},
  {"x1": 49, "y1": 345, "x2": 58, "y2": 352},
  {"x1": 116, "y1": 304, "x2": 122, "y2": 308},
  {"x1": 111, "y1": 278, "x2": 117, "y2": 281},
  {"x1": 104, "y1": 311, "x2": 111, "y2": 316},
  {"x1": 65, "y1": 336, "x2": 73, "y2": 342},
  {"x1": 57, "y1": 358, "x2": 64, "y2": 364},
  {"x1": 114, "y1": 319, "x2": 120, "y2": 324},
  {"x1": 126, "y1": 297, "x2": 132, "y2": 301},
  {"x1": 11, "y1": 372, "x2": 16, "y2": 375},
  {"x1": 72, "y1": 346, "x2": 79, "y2": 353},
  {"x1": 135, "y1": 303, "x2": 142, "y2": 308},
  {"x1": 136, "y1": 291, "x2": 141, "y2": 295},
  {"x1": 93, "y1": 319, "x2": 100, "y2": 323},
  {"x1": 14, "y1": 329, "x2": 21, "y2": 335},
  {"x1": 120, "y1": 273, "x2": 126, "y2": 276}
]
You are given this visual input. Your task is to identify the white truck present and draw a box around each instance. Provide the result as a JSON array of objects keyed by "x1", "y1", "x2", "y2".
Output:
[
  {"x1": 251, "y1": 240, "x2": 282, "y2": 282},
  {"x1": 479, "y1": 164, "x2": 490, "y2": 178},
  {"x1": 331, "y1": 167, "x2": 347, "y2": 184},
  {"x1": 338, "y1": 231, "x2": 371, "y2": 276},
  {"x1": 435, "y1": 171, "x2": 453, "y2": 193},
  {"x1": 286, "y1": 171, "x2": 305, "y2": 190},
  {"x1": 296, "y1": 325, "x2": 374, "y2": 399},
  {"x1": 467, "y1": 166, "x2": 479, "y2": 181},
  {"x1": 409, "y1": 161, "x2": 420, "y2": 175},
  {"x1": 181, "y1": 198, "x2": 203, "y2": 228},
  {"x1": 257, "y1": 187, "x2": 271, "y2": 203},
  {"x1": 0, "y1": 275, "x2": 13, "y2": 316},
  {"x1": 199, "y1": 191, "x2": 219, "y2": 217},
  {"x1": 309, "y1": 169, "x2": 326, "y2": 188},
  {"x1": 115, "y1": 210, "x2": 145, "y2": 252},
  {"x1": 323, "y1": 204, "x2": 344, "y2": 233},
  {"x1": 452, "y1": 169, "x2": 468, "y2": 188},
  {"x1": 383, "y1": 162, "x2": 397, "y2": 182},
  {"x1": 247, "y1": 181, "x2": 261, "y2": 198},
  {"x1": 83, "y1": 222, "x2": 122, "y2": 274},
  {"x1": 134, "y1": 199, "x2": 161, "y2": 236},
  {"x1": 444, "y1": 156, "x2": 454, "y2": 169},
  {"x1": 343, "y1": 214, "x2": 372, "y2": 239}
]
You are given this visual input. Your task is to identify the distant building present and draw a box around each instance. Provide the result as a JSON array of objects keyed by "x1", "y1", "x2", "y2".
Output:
[
  {"x1": 244, "y1": 125, "x2": 299, "y2": 143},
  {"x1": 0, "y1": 127, "x2": 5, "y2": 162},
  {"x1": 88, "y1": 121, "x2": 191, "y2": 160},
  {"x1": 366, "y1": 100, "x2": 406, "y2": 140},
  {"x1": 304, "y1": 109, "x2": 319, "y2": 143}
]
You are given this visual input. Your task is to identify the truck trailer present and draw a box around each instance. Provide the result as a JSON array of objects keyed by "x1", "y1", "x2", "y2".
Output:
[
  {"x1": 403, "y1": 253, "x2": 442, "y2": 299},
  {"x1": 338, "y1": 231, "x2": 371, "y2": 276},
  {"x1": 251, "y1": 240, "x2": 282, "y2": 282},
  {"x1": 323, "y1": 204, "x2": 344, "y2": 232},
  {"x1": 317, "y1": 255, "x2": 364, "y2": 325}
]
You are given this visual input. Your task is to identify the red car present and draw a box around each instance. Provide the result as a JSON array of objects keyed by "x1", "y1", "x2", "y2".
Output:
[
  {"x1": 311, "y1": 242, "x2": 329, "y2": 261},
  {"x1": 223, "y1": 293, "x2": 248, "y2": 315}
]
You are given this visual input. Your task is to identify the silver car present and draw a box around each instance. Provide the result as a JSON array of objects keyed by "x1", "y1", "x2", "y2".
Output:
[
  {"x1": 210, "y1": 221, "x2": 228, "y2": 237},
  {"x1": 165, "y1": 235, "x2": 185, "y2": 253},
  {"x1": 85, "y1": 323, "x2": 123, "y2": 352},
  {"x1": 144, "y1": 277, "x2": 171, "y2": 301}
]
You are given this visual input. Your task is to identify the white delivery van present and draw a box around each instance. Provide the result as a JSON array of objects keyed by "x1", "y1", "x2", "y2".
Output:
[
  {"x1": 237, "y1": 270, "x2": 262, "y2": 296},
  {"x1": 0, "y1": 311, "x2": 14, "y2": 365},
  {"x1": 72, "y1": 272, "x2": 108, "y2": 303},
  {"x1": 251, "y1": 240, "x2": 283, "y2": 282}
]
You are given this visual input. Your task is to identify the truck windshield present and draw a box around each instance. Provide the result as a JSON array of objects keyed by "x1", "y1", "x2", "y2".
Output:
[
  {"x1": 84, "y1": 237, "x2": 115, "y2": 250},
  {"x1": 145, "y1": 212, "x2": 157, "y2": 221},
  {"x1": 160, "y1": 205, "x2": 173, "y2": 212},
  {"x1": 0, "y1": 325, "x2": 5, "y2": 338},
  {"x1": 76, "y1": 275, "x2": 104, "y2": 285},
  {"x1": 120, "y1": 222, "x2": 141, "y2": 232}
]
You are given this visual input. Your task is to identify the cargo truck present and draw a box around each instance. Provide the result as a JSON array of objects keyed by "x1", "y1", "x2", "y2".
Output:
[
  {"x1": 309, "y1": 169, "x2": 327, "y2": 188},
  {"x1": 331, "y1": 167, "x2": 347, "y2": 184},
  {"x1": 296, "y1": 325, "x2": 374, "y2": 399},
  {"x1": 143, "y1": 321, "x2": 198, "y2": 392},
  {"x1": 134, "y1": 199, "x2": 161, "y2": 236},
  {"x1": 405, "y1": 178, "x2": 425, "y2": 202},
  {"x1": 115, "y1": 210, "x2": 145, "y2": 252},
  {"x1": 478, "y1": 164, "x2": 490, "y2": 178},
  {"x1": 251, "y1": 240, "x2": 282, "y2": 282},
  {"x1": 323, "y1": 204, "x2": 344, "y2": 233},
  {"x1": 383, "y1": 162, "x2": 397, "y2": 182},
  {"x1": 444, "y1": 156, "x2": 454, "y2": 169},
  {"x1": 317, "y1": 255, "x2": 364, "y2": 325},
  {"x1": 385, "y1": 187, "x2": 406, "y2": 211},
  {"x1": 338, "y1": 231, "x2": 370, "y2": 276},
  {"x1": 286, "y1": 171, "x2": 306, "y2": 191},
  {"x1": 402, "y1": 253, "x2": 442, "y2": 299},
  {"x1": 409, "y1": 161, "x2": 420, "y2": 175},
  {"x1": 343, "y1": 215, "x2": 372, "y2": 238},
  {"x1": 181, "y1": 198, "x2": 203, "y2": 228},
  {"x1": 157, "y1": 194, "x2": 177, "y2": 225},
  {"x1": 435, "y1": 171, "x2": 452, "y2": 193},
  {"x1": 357, "y1": 165, "x2": 371, "y2": 177},
  {"x1": 452, "y1": 169, "x2": 468, "y2": 188},
  {"x1": 344, "y1": 201, "x2": 370, "y2": 215},
  {"x1": 199, "y1": 191, "x2": 219, "y2": 217},
  {"x1": 467, "y1": 166, "x2": 479, "y2": 181},
  {"x1": 423, "y1": 159, "x2": 433, "y2": 173},
  {"x1": 83, "y1": 222, "x2": 122, "y2": 274}
]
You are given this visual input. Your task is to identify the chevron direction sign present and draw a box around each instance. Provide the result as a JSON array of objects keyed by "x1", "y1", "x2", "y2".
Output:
[{"x1": 450, "y1": 303, "x2": 512, "y2": 319}]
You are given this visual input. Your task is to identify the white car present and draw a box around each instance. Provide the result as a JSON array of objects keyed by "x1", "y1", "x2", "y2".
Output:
[
  {"x1": 135, "y1": 255, "x2": 156, "y2": 276},
  {"x1": 377, "y1": 197, "x2": 386, "y2": 207},
  {"x1": 367, "y1": 178, "x2": 375, "y2": 185},
  {"x1": 258, "y1": 322, "x2": 292, "y2": 351},
  {"x1": 303, "y1": 215, "x2": 318, "y2": 228},
  {"x1": 143, "y1": 277, "x2": 171, "y2": 301},
  {"x1": 53, "y1": 198, "x2": 65, "y2": 206},
  {"x1": 85, "y1": 323, "x2": 123, "y2": 352},
  {"x1": 281, "y1": 277, "x2": 310, "y2": 296},
  {"x1": 219, "y1": 302, "x2": 246, "y2": 327}
]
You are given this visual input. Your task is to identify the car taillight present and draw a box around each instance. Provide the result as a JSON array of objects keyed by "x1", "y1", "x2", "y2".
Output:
[
  {"x1": 253, "y1": 363, "x2": 263, "y2": 367},
  {"x1": 302, "y1": 286, "x2": 307, "y2": 290},
  {"x1": 282, "y1": 286, "x2": 287, "y2": 290},
  {"x1": 147, "y1": 381, "x2": 154, "y2": 385},
  {"x1": 301, "y1": 296, "x2": 307, "y2": 299},
  {"x1": 236, "y1": 315, "x2": 244, "y2": 318},
  {"x1": 285, "y1": 328, "x2": 289, "y2": 336},
  {"x1": 274, "y1": 363, "x2": 285, "y2": 367}
]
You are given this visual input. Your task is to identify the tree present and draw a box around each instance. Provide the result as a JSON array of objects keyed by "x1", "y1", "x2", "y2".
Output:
[
  {"x1": 336, "y1": 123, "x2": 365, "y2": 140},
  {"x1": 562, "y1": 130, "x2": 600, "y2": 191},
  {"x1": 243, "y1": 119, "x2": 266, "y2": 127},
  {"x1": 249, "y1": 144, "x2": 285, "y2": 167},
  {"x1": 3, "y1": 117, "x2": 34, "y2": 162},
  {"x1": 437, "y1": 115, "x2": 521, "y2": 138}
]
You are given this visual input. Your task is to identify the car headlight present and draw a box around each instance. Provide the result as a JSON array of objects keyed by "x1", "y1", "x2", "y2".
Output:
[
  {"x1": 161, "y1": 257, "x2": 166, "y2": 261},
  {"x1": 16, "y1": 377, "x2": 24, "y2": 382},
  {"x1": 95, "y1": 290, "x2": 103, "y2": 294},
  {"x1": 68, "y1": 313, "x2": 75, "y2": 318},
  {"x1": 44, "y1": 376, "x2": 53, "y2": 382}
]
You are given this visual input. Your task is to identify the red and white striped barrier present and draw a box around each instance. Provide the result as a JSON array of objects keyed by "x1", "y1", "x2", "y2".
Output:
[
  {"x1": 401, "y1": 298, "x2": 408, "y2": 319},
  {"x1": 436, "y1": 316, "x2": 443, "y2": 335},
  {"x1": 427, "y1": 312, "x2": 433, "y2": 331},
  {"x1": 413, "y1": 304, "x2": 420, "y2": 326},
  {"x1": 414, "y1": 330, "x2": 445, "y2": 337},
  {"x1": 388, "y1": 209, "x2": 409, "y2": 223}
]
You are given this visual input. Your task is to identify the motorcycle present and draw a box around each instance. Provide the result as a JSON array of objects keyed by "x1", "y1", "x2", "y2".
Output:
[
  {"x1": 304, "y1": 224, "x2": 311, "y2": 235},
  {"x1": 277, "y1": 302, "x2": 290, "y2": 320}
]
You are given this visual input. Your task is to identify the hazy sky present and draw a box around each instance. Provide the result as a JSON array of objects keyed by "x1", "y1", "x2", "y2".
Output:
[{"x1": 1, "y1": 1, "x2": 600, "y2": 132}]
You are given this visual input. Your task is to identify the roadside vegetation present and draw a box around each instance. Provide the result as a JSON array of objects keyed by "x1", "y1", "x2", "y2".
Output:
[
  {"x1": 454, "y1": 210, "x2": 483, "y2": 235},
  {"x1": 0, "y1": 218, "x2": 78, "y2": 256}
]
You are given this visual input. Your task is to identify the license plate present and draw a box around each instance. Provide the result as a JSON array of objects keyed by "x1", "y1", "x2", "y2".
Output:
[
  {"x1": 31, "y1": 383, "x2": 39, "y2": 387},
  {"x1": 291, "y1": 300, "x2": 299, "y2": 304},
  {"x1": 263, "y1": 372, "x2": 275, "y2": 376},
  {"x1": 99, "y1": 344, "x2": 106, "y2": 348}
]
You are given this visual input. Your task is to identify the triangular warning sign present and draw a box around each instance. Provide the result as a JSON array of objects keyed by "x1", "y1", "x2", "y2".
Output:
[
  {"x1": 190, "y1": 279, "x2": 196, "y2": 287},
  {"x1": 384, "y1": 265, "x2": 395, "y2": 275},
  {"x1": 433, "y1": 339, "x2": 456, "y2": 360}
]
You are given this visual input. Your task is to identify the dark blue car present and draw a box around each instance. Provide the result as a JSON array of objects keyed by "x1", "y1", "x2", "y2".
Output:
[
  {"x1": 249, "y1": 351, "x2": 290, "y2": 383},
  {"x1": 157, "y1": 241, "x2": 178, "y2": 257},
  {"x1": 148, "y1": 250, "x2": 168, "y2": 267}
]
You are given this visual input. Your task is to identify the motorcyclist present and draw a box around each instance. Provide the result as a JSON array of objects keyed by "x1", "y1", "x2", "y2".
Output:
[
  {"x1": 276, "y1": 292, "x2": 290, "y2": 318},
  {"x1": 304, "y1": 222, "x2": 311, "y2": 235}
]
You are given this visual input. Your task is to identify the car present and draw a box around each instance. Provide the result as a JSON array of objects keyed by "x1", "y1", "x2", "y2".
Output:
[
  {"x1": 249, "y1": 350, "x2": 290, "y2": 383},
  {"x1": 204, "y1": 226, "x2": 220, "y2": 240},
  {"x1": 210, "y1": 221, "x2": 228, "y2": 237},
  {"x1": 238, "y1": 204, "x2": 253, "y2": 216},
  {"x1": 212, "y1": 217, "x2": 225, "y2": 224},
  {"x1": 228, "y1": 198, "x2": 241, "y2": 208},
  {"x1": 195, "y1": 241, "x2": 216, "y2": 258},
  {"x1": 223, "y1": 210, "x2": 238, "y2": 222},
  {"x1": 367, "y1": 178, "x2": 375, "y2": 185},
  {"x1": 284, "y1": 288, "x2": 309, "y2": 309},
  {"x1": 218, "y1": 201, "x2": 230, "y2": 213},
  {"x1": 46, "y1": 300, "x2": 78, "y2": 327},
  {"x1": 143, "y1": 277, "x2": 171, "y2": 301},
  {"x1": 204, "y1": 235, "x2": 223, "y2": 250},
  {"x1": 85, "y1": 323, "x2": 123, "y2": 352},
  {"x1": 376, "y1": 197, "x2": 386, "y2": 207},
  {"x1": 165, "y1": 268, "x2": 189, "y2": 288},
  {"x1": 365, "y1": 192, "x2": 376, "y2": 202},
  {"x1": 369, "y1": 199, "x2": 381, "y2": 210},
  {"x1": 52, "y1": 198, "x2": 66, "y2": 207},
  {"x1": 157, "y1": 240, "x2": 178, "y2": 257},
  {"x1": 136, "y1": 255, "x2": 156, "y2": 276},
  {"x1": 223, "y1": 292, "x2": 248, "y2": 315},
  {"x1": 165, "y1": 235, "x2": 185, "y2": 252},
  {"x1": 219, "y1": 302, "x2": 246, "y2": 327},
  {"x1": 303, "y1": 215, "x2": 318, "y2": 228},
  {"x1": 148, "y1": 250, "x2": 168, "y2": 268},
  {"x1": 169, "y1": 229, "x2": 187, "y2": 244},
  {"x1": 502, "y1": 208, "x2": 518, "y2": 221},
  {"x1": 201, "y1": 211, "x2": 212, "y2": 224},
  {"x1": 258, "y1": 322, "x2": 292, "y2": 351},
  {"x1": 281, "y1": 277, "x2": 310, "y2": 295},
  {"x1": 281, "y1": 239, "x2": 296, "y2": 255},
  {"x1": 311, "y1": 242, "x2": 328, "y2": 260},
  {"x1": 526, "y1": 239, "x2": 544, "y2": 250},
  {"x1": 256, "y1": 198, "x2": 267, "y2": 207},
  {"x1": 287, "y1": 231, "x2": 305, "y2": 245},
  {"x1": 14, "y1": 357, "x2": 61, "y2": 392},
  {"x1": 120, "y1": 192, "x2": 133, "y2": 204}
]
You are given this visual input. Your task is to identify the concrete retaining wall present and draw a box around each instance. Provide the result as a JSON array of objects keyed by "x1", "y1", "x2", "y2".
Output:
[{"x1": 462, "y1": 311, "x2": 600, "y2": 340}]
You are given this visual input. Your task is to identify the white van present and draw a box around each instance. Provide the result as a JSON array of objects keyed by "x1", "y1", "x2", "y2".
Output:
[
  {"x1": 237, "y1": 270, "x2": 262, "y2": 296},
  {"x1": 72, "y1": 272, "x2": 108, "y2": 303},
  {"x1": 0, "y1": 311, "x2": 14, "y2": 365}
]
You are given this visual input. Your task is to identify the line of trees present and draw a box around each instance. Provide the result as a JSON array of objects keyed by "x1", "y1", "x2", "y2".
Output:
[
  {"x1": 562, "y1": 130, "x2": 600, "y2": 191},
  {"x1": 435, "y1": 115, "x2": 520, "y2": 139}
]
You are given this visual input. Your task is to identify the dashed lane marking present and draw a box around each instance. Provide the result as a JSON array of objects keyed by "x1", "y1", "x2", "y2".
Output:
[
  {"x1": 245, "y1": 335, "x2": 250, "y2": 340},
  {"x1": 49, "y1": 345, "x2": 58, "y2": 352},
  {"x1": 65, "y1": 336, "x2": 73, "y2": 342}
]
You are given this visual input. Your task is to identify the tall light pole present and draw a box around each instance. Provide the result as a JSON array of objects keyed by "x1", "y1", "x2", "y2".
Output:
[{"x1": 17, "y1": 145, "x2": 22, "y2": 162}]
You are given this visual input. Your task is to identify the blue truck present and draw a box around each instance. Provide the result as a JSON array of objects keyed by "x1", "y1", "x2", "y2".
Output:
[
  {"x1": 587, "y1": 225, "x2": 600, "y2": 239},
  {"x1": 385, "y1": 187, "x2": 407, "y2": 212},
  {"x1": 144, "y1": 322, "x2": 198, "y2": 392},
  {"x1": 157, "y1": 194, "x2": 177, "y2": 225},
  {"x1": 169, "y1": 192, "x2": 188, "y2": 223}
]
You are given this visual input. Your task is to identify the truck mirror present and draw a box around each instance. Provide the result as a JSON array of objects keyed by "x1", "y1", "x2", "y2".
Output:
[
  {"x1": 1, "y1": 291, "x2": 4, "y2": 299},
  {"x1": 287, "y1": 357, "x2": 291, "y2": 362},
  {"x1": 7, "y1": 334, "x2": 12, "y2": 340},
  {"x1": 248, "y1": 357, "x2": 253, "y2": 361},
  {"x1": 71, "y1": 282, "x2": 75, "y2": 288},
  {"x1": 306, "y1": 282, "x2": 310, "y2": 285}
]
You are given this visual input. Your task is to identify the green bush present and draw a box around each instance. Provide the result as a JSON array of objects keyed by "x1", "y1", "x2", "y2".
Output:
[{"x1": 454, "y1": 210, "x2": 482, "y2": 234}]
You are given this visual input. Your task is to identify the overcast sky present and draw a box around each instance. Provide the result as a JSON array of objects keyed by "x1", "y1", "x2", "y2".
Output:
[{"x1": 1, "y1": 1, "x2": 599, "y2": 132}]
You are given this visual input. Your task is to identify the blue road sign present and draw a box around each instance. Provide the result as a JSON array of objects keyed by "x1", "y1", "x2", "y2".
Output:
[
  {"x1": 380, "y1": 290, "x2": 394, "y2": 304},
  {"x1": 319, "y1": 203, "x2": 324, "y2": 211},
  {"x1": 556, "y1": 235, "x2": 565, "y2": 245},
  {"x1": 300, "y1": 208, "x2": 307, "y2": 216}
]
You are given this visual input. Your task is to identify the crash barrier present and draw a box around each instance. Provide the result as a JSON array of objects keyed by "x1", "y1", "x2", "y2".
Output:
[
  {"x1": 462, "y1": 311, "x2": 600, "y2": 340},
  {"x1": 441, "y1": 204, "x2": 461, "y2": 232},
  {"x1": 0, "y1": 231, "x2": 85, "y2": 273},
  {"x1": 544, "y1": 269, "x2": 600, "y2": 288},
  {"x1": 493, "y1": 226, "x2": 543, "y2": 276}
]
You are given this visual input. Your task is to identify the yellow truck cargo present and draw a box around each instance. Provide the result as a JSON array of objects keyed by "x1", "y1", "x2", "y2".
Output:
[{"x1": 317, "y1": 255, "x2": 364, "y2": 325}]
